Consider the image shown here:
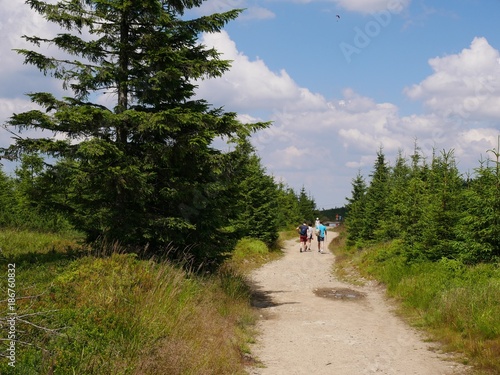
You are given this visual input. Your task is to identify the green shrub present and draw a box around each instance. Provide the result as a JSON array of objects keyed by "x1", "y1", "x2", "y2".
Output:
[
  {"x1": 0, "y1": 229, "x2": 257, "y2": 375},
  {"x1": 232, "y1": 237, "x2": 268, "y2": 259}
]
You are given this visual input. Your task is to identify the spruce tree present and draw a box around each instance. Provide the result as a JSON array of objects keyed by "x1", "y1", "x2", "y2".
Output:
[
  {"x1": 275, "y1": 183, "x2": 301, "y2": 229},
  {"x1": 298, "y1": 186, "x2": 316, "y2": 224},
  {"x1": 361, "y1": 148, "x2": 390, "y2": 241},
  {"x1": 345, "y1": 171, "x2": 367, "y2": 246},
  {"x1": 376, "y1": 150, "x2": 410, "y2": 241},
  {"x1": 455, "y1": 149, "x2": 500, "y2": 263},
  {"x1": 400, "y1": 146, "x2": 430, "y2": 261},
  {"x1": 1, "y1": 0, "x2": 267, "y2": 259},
  {"x1": 0, "y1": 168, "x2": 15, "y2": 226},
  {"x1": 419, "y1": 150, "x2": 463, "y2": 260},
  {"x1": 230, "y1": 143, "x2": 280, "y2": 245}
]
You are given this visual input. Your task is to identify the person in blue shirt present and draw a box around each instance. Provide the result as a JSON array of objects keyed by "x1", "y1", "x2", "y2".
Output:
[{"x1": 316, "y1": 221, "x2": 327, "y2": 253}]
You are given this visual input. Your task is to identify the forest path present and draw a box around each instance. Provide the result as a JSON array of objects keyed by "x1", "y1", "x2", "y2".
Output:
[{"x1": 246, "y1": 232, "x2": 468, "y2": 375}]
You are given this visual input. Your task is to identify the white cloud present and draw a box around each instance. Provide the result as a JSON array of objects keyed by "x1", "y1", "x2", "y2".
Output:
[
  {"x1": 405, "y1": 37, "x2": 500, "y2": 121},
  {"x1": 188, "y1": 0, "x2": 275, "y2": 20},
  {"x1": 332, "y1": 0, "x2": 411, "y2": 15},
  {"x1": 1, "y1": 0, "x2": 69, "y2": 73},
  {"x1": 398, "y1": 37, "x2": 500, "y2": 167},
  {"x1": 196, "y1": 31, "x2": 325, "y2": 112},
  {"x1": 195, "y1": 30, "x2": 496, "y2": 185},
  {"x1": 240, "y1": 7, "x2": 275, "y2": 20},
  {"x1": 189, "y1": 0, "x2": 245, "y2": 15},
  {"x1": 454, "y1": 128, "x2": 500, "y2": 164},
  {"x1": 0, "y1": 98, "x2": 37, "y2": 148}
]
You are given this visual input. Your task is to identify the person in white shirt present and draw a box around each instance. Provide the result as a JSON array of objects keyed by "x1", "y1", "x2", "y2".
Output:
[{"x1": 306, "y1": 223, "x2": 313, "y2": 251}]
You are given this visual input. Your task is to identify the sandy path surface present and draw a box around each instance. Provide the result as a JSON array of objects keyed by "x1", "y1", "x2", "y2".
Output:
[{"x1": 246, "y1": 232, "x2": 468, "y2": 375}]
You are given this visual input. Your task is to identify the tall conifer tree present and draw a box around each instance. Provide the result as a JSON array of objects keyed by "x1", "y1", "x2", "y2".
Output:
[
  {"x1": 361, "y1": 148, "x2": 389, "y2": 241},
  {"x1": 345, "y1": 171, "x2": 367, "y2": 246},
  {"x1": 1, "y1": 0, "x2": 267, "y2": 259},
  {"x1": 298, "y1": 186, "x2": 316, "y2": 223}
]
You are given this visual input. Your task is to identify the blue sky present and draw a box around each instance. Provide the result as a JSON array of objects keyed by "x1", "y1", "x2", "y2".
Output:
[{"x1": 2, "y1": 0, "x2": 500, "y2": 210}]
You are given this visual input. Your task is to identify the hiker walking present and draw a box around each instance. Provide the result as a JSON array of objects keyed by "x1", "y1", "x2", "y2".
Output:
[
  {"x1": 316, "y1": 221, "x2": 327, "y2": 253},
  {"x1": 296, "y1": 222, "x2": 309, "y2": 253},
  {"x1": 306, "y1": 223, "x2": 313, "y2": 251}
]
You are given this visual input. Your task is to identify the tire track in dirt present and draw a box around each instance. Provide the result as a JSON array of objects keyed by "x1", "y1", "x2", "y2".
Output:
[{"x1": 246, "y1": 233, "x2": 469, "y2": 375}]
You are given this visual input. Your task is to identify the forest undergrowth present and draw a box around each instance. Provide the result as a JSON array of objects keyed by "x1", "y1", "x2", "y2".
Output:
[{"x1": 0, "y1": 228, "x2": 283, "y2": 375}]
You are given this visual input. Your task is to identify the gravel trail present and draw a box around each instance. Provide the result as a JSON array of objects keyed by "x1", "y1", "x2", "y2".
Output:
[{"x1": 246, "y1": 232, "x2": 468, "y2": 375}]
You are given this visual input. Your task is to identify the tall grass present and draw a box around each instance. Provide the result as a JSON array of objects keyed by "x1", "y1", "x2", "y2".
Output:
[
  {"x1": 0, "y1": 228, "x2": 84, "y2": 255},
  {"x1": 332, "y1": 236, "x2": 500, "y2": 374},
  {"x1": 0, "y1": 229, "x2": 277, "y2": 374}
]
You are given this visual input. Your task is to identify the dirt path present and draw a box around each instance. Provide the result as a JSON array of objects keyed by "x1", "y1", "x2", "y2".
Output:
[{"x1": 246, "y1": 232, "x2": 468, "y2": 375}]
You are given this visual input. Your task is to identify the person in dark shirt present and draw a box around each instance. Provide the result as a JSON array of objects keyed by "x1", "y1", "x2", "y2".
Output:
[{"x1": 296, "y1": 222, "x2": 308, "y2": 253}]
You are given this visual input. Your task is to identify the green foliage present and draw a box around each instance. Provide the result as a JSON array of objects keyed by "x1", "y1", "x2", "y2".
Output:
[
  {"x1": 362, "y1": 148, "x2": 390, "y2": 241},
  {"x1": 375, "y1": 150, "x2": 411, "y2": 241},
  {"x1": 0, "y1": 156, "x2": 73, "y2": 233},
  {"x1": 232, "y1": 237, "x2": 269, "y2": 259},
  {"x1": 0, "y1": 229, "x2": 82, "y2": 256},
  {"x1": 340, "y1": 140, "x2": 500, "y2": 373},
  {"x1": 0, "y1": 229, "x2": 257, "y2": 375},
  {"x1": 345, "y1": 171, "x2": 367, "y2": 246},
  {"x1": 1, "y1": 0, "x2": 271, "y2": 262},
  {"x1": 297, "y1": 186, "x2": 316, "y2": 223},
  {"x1": 0, "y1": 169, "x2": 15, "y2": 226},
  {"x1": 275, "y1": 182, "x2": 301, "y2": 227},
  {"x1": 230, "y1": 146, "x2": 280, "y2": 246},
  {"x1": 346, "y1": 141, "x2": 500, "y2": 264},
  {"x1": 453, "y1": 157, "x2": 500, "y2": 263},
  {"x1": 319, "y1": 206, "x2": 346, "y2": 221}
]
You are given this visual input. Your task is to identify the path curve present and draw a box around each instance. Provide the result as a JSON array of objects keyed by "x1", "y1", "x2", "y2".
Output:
[{"x1": 247, "y1": 232, "x2": 468, "y2": 375}]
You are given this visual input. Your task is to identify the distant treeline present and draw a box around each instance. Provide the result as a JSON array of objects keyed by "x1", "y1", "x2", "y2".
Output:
[
  {"x1": 345, "y1": 145, "x2": 500, "y2": 264},
  {"x1": 319, "y1": 207, "x2": 347, "y2": 222},
  {"x1": 0, "y1": 154, "x2": 317, "y2": 261}
]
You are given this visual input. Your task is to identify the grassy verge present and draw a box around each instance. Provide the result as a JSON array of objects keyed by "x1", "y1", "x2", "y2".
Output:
[
  {"x1": 0, "y1": 229, "x2": 282, "y2": 374},
  {"x1": 331, "y1": 227, "x2": 500, "y2": 375}
]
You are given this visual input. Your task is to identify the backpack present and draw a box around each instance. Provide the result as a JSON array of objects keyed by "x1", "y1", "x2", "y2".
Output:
[
  {"x1": 299, "y1": 225, "x2": 307, "y2": 236},
  {"x1": 315, "y1": 227, "x2": 320, "y2": 237}
]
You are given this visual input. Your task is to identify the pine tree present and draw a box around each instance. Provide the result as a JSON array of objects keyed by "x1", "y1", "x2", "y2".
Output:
[
  {"x1": 231, "y1": 144, "x2": 280, "y2": 245},
  {"x1": 0, "y1": 167, "x2": 15, "y2": 226},
  {"x1": 298, "y1": 186, "x2": 316, "y2": 224},
  {"x1": 345, "y1": 171, "x2": 367, "y2": 246},
  {"x1": 1, "y1": 0, "x2": 268, "y2": 259},
  {"x1": 455, "y1": 148, "x2": 500, "y2": 263},
  {"x1": 375, "y1": 150, "x2": 411, "y2": 241},
  {"x1": 275, "y1": 182, "x2": 300, "y2": 229},
  {"x1": 361, "y1": 148, "x2": 390, "y2": 241},
  {"x1": 400, "y1": 146, "x2": 430, "y2": 260},
  {"x1": 418, "y1": 150, "x2": 463, "y2": 260}
]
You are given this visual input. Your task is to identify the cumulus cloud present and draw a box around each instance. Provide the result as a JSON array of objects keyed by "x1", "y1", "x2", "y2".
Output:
[
  {"x1": 332, "y1": 0, "x2": 411, "y2": 15},
  {"x1": 239, "y1": 7, "x2": 275, "y2": 20},
  {"x1": 198, "y1": 31, "x2": 500, "y2": 193},
  {"x1": 196, "y1": 31, "x2": 325, "y2": 112},
  {"x1": 399, "y1": 36, "x2": 500, "y2": 166},
  {"x1": 0, "y1": 0, "x2": 71, "y2": 78},
  {"x1": 189, "y1": 0, "x2": 275, "y2": 20},
  {"x1": 405, "y1": 37, "x2": 500, "y2": 121}
]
